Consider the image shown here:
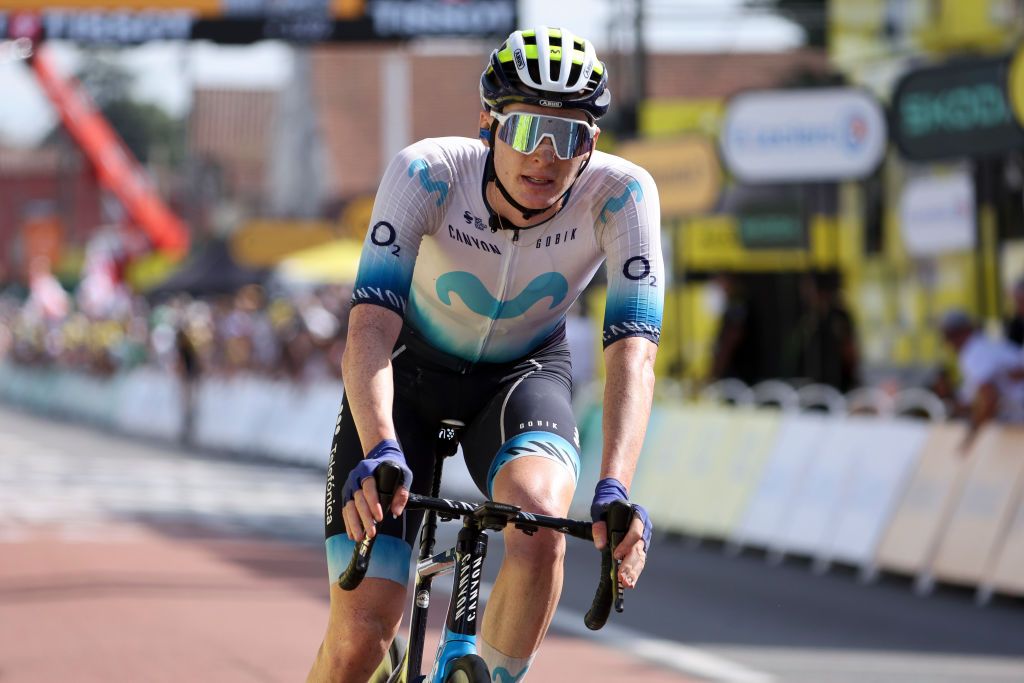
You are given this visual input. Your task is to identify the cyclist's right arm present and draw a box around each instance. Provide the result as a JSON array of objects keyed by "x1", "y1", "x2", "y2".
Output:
[
  {"x1": 341, "y1": 304, "x2": 405, "y2": 541},
  {"x1": 341, "y1": 139, "x2": 454, "y2": 541}
]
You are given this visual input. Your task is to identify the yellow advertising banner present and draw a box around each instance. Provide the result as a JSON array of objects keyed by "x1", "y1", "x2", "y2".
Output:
[
  {"x1": 615, "y1": 135, "x2": 722, "y2": 218},
  {"x1": 1009, "y1": 45, "x2": 1024, "y2": 126},
  {"x1": 230, "y1": 220, "x2": 339, "y2": 268},
  {"x1": 0, "y1": 1, "x2": 366, "y2": 18},
  {"x1": 0, "y1": 0, "x2": 222, "y2": 15},
  {"x1": 639, "y1": 99, "x2": 724, "y2": 137}
]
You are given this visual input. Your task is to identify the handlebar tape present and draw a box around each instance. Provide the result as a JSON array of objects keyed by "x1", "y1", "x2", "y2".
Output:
[{"x1": 584, "y1": 500, "x2": 633, "y2": 630}]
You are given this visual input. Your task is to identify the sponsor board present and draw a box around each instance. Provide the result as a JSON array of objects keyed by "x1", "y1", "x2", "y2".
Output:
[
  {"x1": 616, "y1": 135, "x2": 722, "y2": 217},
  {"x1": 720, "y1": 87, "x2": 886, "y2": 182},
  {"x1": 893, "y1": 55, "x2": 1024, "y2": 161},
  {"x1": 898, "y1": 169, "x2": 975, "y2": 257}
]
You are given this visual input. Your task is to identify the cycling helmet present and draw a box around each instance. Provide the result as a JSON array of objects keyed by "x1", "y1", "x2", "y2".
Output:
[{"x1": 480, "y1": 26, "x2": 611, "y2": 120}]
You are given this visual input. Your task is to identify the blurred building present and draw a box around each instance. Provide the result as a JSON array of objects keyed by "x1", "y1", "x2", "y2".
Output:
[
  {"x1": 0, "y1": 145, "x2": 103, "y2": 282},
  {"x1": 307, "y1": 45, "x2": 829, "y2": 198},
  {"x1": 188, "y1": 88, "x2": 278, "y2": 215}
]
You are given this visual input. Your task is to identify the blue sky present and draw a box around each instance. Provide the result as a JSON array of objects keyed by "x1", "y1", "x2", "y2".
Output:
[{"x1": 0, "y1": 0, "x2": 801, "y2": 146}]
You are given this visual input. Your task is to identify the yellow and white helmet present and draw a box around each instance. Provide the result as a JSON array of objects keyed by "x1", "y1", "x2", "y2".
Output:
[{"x1": 480, "y1": 26, "x2": 611, "y2": 120}]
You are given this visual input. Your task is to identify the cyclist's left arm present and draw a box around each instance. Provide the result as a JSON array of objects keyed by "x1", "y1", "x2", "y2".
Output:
[
  {"x1": 591, "y1": 164, "x2": 663, "y2": 588},
  {"x1": 596, "y1": 337, "x2": 657, "y2": 587}
]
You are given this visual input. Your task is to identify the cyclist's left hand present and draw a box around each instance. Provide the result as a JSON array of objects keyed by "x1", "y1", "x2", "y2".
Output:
[{"x1": 590, "y1": 478, "x2": 653, "y2": 589}]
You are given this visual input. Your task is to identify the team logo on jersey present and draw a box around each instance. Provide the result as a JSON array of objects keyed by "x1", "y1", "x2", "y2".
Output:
[
  {"x1": 463, "y1": 210, "x2": 487, "y2": 231},
  {"x1": 436, "y1": 271, "x2": 568, "y2": 320},
  {"x1": 407, "y1": 158, "x2": 449, "y2": 207},
  {"x1": 448, "y1": 225, "x2": 501, "y2": 254},
  {"x1": 535, "y1": 228, "x2": 577, "y2": 249},
  {"x1": 598, "y1": 179, "x2": 644, "y2": 225}
]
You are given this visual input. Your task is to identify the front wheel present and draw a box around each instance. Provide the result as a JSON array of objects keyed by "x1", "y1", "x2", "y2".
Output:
[{"x1": 444, "y1": 654, "x2": 490, "y2": 683}]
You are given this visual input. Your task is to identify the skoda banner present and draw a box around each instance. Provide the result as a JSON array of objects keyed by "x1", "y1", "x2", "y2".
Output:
[
  {"x1": 893, "y1": 56, "x2": 1024, "y2": 161},
  {"x1": 898, "y1": 169, "x2": 975, "y2": 257},
  {"x1": 720, "y1": 88, "x2": 887, "y2": 183}
]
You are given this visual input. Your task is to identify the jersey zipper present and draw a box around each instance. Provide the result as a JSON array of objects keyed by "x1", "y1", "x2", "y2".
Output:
[{"x1": 468, "y1": 231, "x2": 518, "y2": 370}]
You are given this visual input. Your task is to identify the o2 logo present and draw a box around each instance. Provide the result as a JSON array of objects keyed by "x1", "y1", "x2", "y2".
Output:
[
  {"x1": 623, "y1": 256, "x2": 656, "y2": 286},
  {"x1": 371, "y1": 221, "x2": 401, "y2": 257}
]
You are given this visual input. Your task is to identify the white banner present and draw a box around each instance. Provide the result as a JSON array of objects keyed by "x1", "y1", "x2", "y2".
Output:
[
  {"x1": 899, "y1": 170, "x2": 976, "y2": 257},
  {"x1": 721, "y1": 88, "x2": 887, "y2": 182}
]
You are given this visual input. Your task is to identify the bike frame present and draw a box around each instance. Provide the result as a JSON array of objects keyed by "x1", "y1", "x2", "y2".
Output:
[
  {"x1": 341, "y1": 421, "x2": 626, "y2": 683},
  {"x1": 399, "y1": 483, "x2": 595, "y2": 683}
]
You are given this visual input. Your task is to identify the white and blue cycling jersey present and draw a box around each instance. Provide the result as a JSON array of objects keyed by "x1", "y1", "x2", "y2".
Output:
[{"x1": 351, "y1": 136, "x2": 663, "y2": 363}]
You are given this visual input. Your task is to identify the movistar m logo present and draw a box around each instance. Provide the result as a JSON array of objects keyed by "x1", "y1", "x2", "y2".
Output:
[
  {"x1": 407, "y1": 158, "x2": 449, "y2": 206},
  {"x1": 493, "y1": 666, "x2": 528, "y2": 683},
  {"x1": 436, "y1": 271, "x2": 568, "y2": 320},
  {"x1": 598, "y1": 179, "x2": 643, "y2": 224}
]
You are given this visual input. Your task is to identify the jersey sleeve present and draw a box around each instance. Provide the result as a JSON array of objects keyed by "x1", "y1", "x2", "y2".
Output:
[
  {"x1": 595, "y1": 165, "x2": 664, "y2": 348},
  {"x1": 350, "y1": 140, "x2": 454, "y2": 317}
]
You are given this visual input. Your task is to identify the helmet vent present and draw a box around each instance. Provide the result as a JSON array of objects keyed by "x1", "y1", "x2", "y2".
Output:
[
  {"x1": 548, "y1": 31, "x2": 563, "y2": 82},
  {"x1": 526, "y1": 56, "x2": 542, "y2": 87},
  {"x1": 567, "y1": 60, "x2": 583, "y2": 87}
]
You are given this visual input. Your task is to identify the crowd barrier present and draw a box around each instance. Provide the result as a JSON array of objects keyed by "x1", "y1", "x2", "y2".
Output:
[
  {"x1": 2, "y1": 362, "x2": 1022, "y2": 602},
  {"x1": 573, "y1": 387, "x2": 1024, "y2": 604}
]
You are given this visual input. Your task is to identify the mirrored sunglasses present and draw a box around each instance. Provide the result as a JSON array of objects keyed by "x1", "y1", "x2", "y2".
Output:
[{"x1": 491, "y1": 111, "x2": 597, "y2": 160}]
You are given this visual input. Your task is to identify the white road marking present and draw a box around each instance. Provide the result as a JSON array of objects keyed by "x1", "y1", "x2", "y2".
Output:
[{"x1": 433, "y1": 579, "x2": 776, "y2": 683}]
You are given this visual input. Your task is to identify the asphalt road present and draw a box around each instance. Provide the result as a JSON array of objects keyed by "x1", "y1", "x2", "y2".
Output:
[{"x1": 1, "y1": 404, "x2": 1022, "y2": 683}]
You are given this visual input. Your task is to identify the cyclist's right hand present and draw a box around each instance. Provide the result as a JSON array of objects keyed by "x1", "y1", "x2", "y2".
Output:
[{"x1": 341, "y1": 439, "x2": 413, "y2": 542}]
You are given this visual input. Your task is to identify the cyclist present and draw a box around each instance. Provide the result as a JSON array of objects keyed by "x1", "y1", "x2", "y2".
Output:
[{"x1": 308, "y1": 26, "x2": 661, "y2": 682}]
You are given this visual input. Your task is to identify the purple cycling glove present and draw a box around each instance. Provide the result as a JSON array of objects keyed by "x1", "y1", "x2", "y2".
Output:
[
  {"x1": 341, "y1": 439, "x2": 413, "y2": 511},
  {"x1": 590, "y1": 477, "x2": 653, "y2": 552}
]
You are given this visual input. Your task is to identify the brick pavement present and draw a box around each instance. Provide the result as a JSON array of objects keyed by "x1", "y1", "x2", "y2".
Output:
[{"x1": 0, "y1": 522, "x2": 694, "y2": 682}]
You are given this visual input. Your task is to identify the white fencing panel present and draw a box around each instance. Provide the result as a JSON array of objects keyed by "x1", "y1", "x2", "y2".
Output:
[
  {"x1": 194, "y1": 378, "x2": 236, "y2": 450},
  {"x1": 732, "y1": 413, "x2": 830, "y2": 548},
  {"x1": 774, "y1": 418, "x2": 868, "y2": 557},
  {"x1": 825, "y1": 418, "x2": 928, "y2": 567},
  {"x1": 115, "y1": 368, "x2": 183, "y2": 440}
]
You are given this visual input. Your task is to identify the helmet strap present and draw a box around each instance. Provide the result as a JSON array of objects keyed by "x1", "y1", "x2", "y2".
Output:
[{"x1": 481, "y1": 119, "x2": 593, "y2": 231}]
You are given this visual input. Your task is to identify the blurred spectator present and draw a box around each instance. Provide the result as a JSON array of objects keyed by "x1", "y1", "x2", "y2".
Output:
[
  {"x1": 175, "y1": 325, "x2": 201, "y2": 445},
  {"x1": 0, "y1": 281, "x2": 354, "y2": 385},
  {"x1": 565, "y1": 300, "x2": 597, "y2": 396},
  {"x1": 25, "y1": 257, "x2": 70, "y2": 322},
  {"x1": 788, "y1": 273, "x2": 860, "y2": 392},
  {"x1": 940, "y1": 309, "x2": 1024, "y2": 449},
  {"x1": 1006, "y1": 276, "x2": 1024, "y2": 348},
  {"x1": 709, "y1": 273, "x2": 760, "y2": 386}
]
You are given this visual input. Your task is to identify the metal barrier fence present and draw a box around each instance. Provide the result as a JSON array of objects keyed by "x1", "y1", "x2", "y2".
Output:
[{"x1": 2, "y1": 362, "x2": 1020, "y2": 603}]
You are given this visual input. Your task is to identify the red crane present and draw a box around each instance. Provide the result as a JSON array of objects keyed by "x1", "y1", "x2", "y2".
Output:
[{"x1": 27, "y1": 42, "x2": 189, "y2": 256}]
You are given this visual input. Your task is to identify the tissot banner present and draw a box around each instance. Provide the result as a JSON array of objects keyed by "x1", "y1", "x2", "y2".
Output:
[
  {"x1": 898, "y1": 170, "x2": 976, "y2": 257},
  {"x1": 720, "y1": 88, "x2": 887, "y2": 183},
  {"x1": 892, "y1": 56, "x2": 1024, "y2": 161},
  {"x1": 0, "y1": 0, "x2": 517, "y2": 44}
]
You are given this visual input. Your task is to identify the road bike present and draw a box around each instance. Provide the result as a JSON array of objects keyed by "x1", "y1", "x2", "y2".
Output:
[{"x1": 339, "y1": 419, "x2": 633, "y2": 683}]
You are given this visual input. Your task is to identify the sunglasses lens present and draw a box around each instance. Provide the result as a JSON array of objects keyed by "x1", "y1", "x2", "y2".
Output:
[{"x1": 496, "y1": 113, "x2": 594, "y2": 159}]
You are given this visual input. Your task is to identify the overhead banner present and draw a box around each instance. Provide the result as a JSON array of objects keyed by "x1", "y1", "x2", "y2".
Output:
[
  {"x1": 899, "y1": 169, "x2": 976, "y2": 257},
  {"x1": 720, "y1": 87, "x2": 887, "y2": 183},
  {"x1": 616, "y1": 135, "x2": 722, "y2": 217},
  {"x1": 0, "y1": 0, "x2": 516, "y2": 44},
  {"x1": 893, "y1": 55, "x2": 1024, "y2": 161}
]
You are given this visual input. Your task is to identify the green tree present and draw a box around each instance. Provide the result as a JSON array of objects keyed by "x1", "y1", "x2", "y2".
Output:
[{"x1": 45, "y1": 49, "x2": 185, "y2": 168}]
